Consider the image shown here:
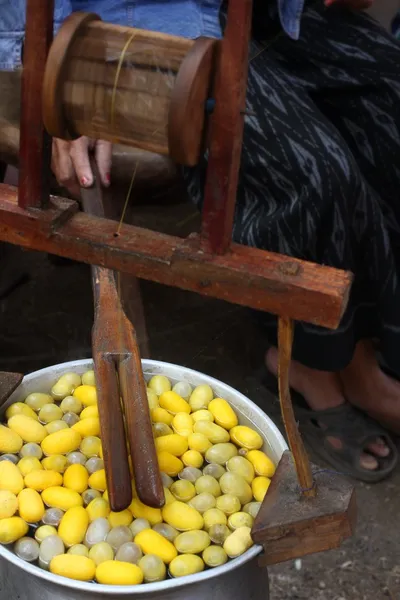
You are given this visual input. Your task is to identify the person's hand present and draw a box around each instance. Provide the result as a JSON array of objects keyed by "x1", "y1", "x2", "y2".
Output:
[
  {"x1": 325, "y1": 0, "x2": 374, "y2": 9},
  {"x1": 51, "y1": 136, "x2": 112, "y2": 198}
]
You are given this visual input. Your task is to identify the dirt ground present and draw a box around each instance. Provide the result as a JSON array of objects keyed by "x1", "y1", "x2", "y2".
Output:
[{"x1": 0, "y1": 241, "x2": 399, "y2": 600}]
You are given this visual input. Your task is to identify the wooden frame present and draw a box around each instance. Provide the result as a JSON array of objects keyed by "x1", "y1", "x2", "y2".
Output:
[
  {"x1": 0, "y1": 0, "x2": 352, "y2": 331},
  {"x1": 0, "y1": 0, "x2": 356, "y2": 562}
]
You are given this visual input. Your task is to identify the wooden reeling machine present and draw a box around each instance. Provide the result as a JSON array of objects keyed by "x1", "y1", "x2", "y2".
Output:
[{"x1": 0, "y1": 0, "x2": 356, "y2": 566}]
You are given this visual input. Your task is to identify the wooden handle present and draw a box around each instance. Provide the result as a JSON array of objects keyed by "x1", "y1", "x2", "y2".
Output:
[
  {"x1": 81, "y1": 167, "x2": 132, "y2": 511},
  {"x1": 81, "y1": 158, "x2": 164, "y2": 509},
  {"x1": 91, "y1": 322, "x2": 133, "y2": 512},
  {"x1": 118, "y1": 347, "x2": 164, "y2": 508}
]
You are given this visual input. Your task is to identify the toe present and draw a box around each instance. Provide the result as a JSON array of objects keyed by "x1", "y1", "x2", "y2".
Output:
[
  {"x1": 360, "y1": 452, "x2": 379, "y2": 471},
  {"x1": 367, "y1": 438, "x2": 390, "y2": 458},
  {"x1": 325, "y1": 435, "x2": 381, "y2": 471}
]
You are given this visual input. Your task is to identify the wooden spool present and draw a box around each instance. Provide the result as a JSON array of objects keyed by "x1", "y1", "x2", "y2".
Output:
[{"x1": 43, "y1": 12, "x2": 217, "y2": 165}]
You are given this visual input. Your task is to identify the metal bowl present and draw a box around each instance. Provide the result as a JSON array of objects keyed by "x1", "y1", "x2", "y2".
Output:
[{"x1": 0, "y1": 359, "x2": 287, "y2": 600}]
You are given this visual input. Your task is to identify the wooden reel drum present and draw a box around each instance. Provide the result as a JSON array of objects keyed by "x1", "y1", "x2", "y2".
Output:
[{"x1": 43, "y1": 12, "x2": 217, "y2": 165}]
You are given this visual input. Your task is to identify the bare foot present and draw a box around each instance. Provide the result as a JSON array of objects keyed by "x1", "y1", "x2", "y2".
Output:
[
  {"x1": 340, "y1": 339, "x2": 400, "y2": 434},
  {"x1": 266, "y1": 347, "x2": 390, "y2": 471}
]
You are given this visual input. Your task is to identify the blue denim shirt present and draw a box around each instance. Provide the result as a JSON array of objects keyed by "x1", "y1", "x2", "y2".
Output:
[{"x1": 0, "y1": 0, "x2": 304, "y2": 71}]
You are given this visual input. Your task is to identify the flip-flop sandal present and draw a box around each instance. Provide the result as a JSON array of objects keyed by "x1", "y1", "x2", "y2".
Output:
[
  {"x1": 293, "y1": 394, "x2": 398, "y2": 483},
  {"x1": 249, "y1": 368, "x2": 398, "y2": 483}
]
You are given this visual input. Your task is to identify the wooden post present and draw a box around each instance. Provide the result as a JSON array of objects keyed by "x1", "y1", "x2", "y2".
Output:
[
  {"x1": 200, "y1": 0, "x2": 253, "y2": 254},
  {"x1": 251, "y1": 318, "x2": 356, "y2": 563},
  {"x1": 18, "y1": 0, "x2": 54, "y2": 209},
  {"x1": 278, "y1": 317, "x2": 315, "y2": 497}
]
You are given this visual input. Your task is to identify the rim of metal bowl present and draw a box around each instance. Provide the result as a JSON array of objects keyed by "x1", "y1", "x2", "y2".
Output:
[{"x1": 0, "y1": 358, "x2": 288, "y2": 595}]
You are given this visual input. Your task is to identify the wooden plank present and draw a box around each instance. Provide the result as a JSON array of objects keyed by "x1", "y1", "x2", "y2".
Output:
[
  {"x1": 252, "y1": 452, "x2": 357, "y2": 565},
  {"x1": 18, "y1": 0, "x2": 54, "y2": 209},
  {"x1": 0, "y1": 185, "x2": 352, "y2": 329}
]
